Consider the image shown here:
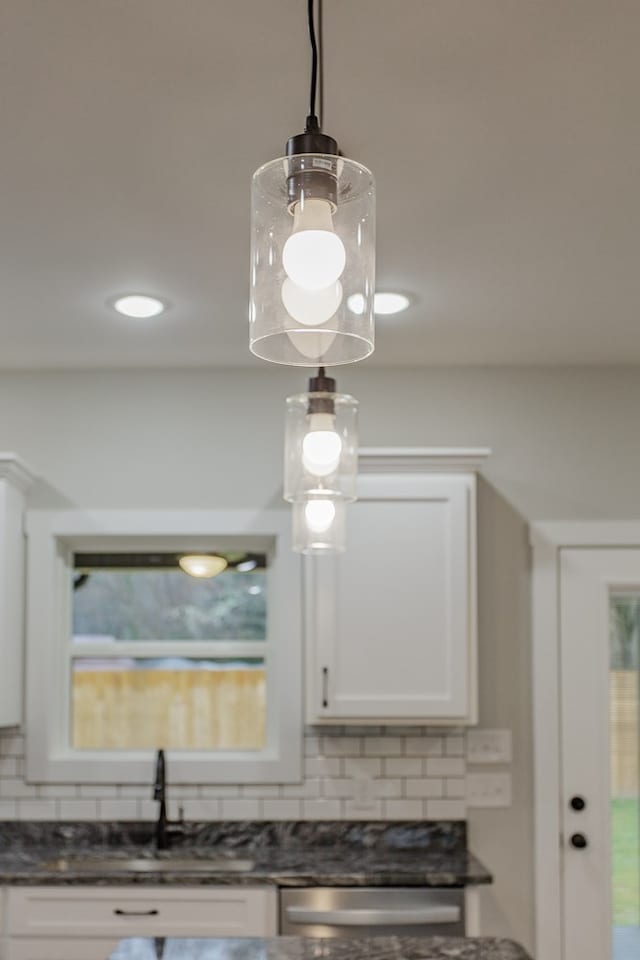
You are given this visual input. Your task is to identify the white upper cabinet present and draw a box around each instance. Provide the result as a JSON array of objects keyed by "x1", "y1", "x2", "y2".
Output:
[
  {"x1": 0, "y1": 454, "x2": 35, "y2": 727},
  {"x1": 305, "y1": 449, "x2": 489, "y2": 725}
]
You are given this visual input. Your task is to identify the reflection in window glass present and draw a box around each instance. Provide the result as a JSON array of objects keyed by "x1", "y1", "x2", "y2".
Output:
[
  {"x1": 610, "y1": 595, "x2": 640, "y2": 960},
  {"x1": 71, "y1": 658, "x2": 266, "y2": 751},
  {"x1": 72, "y1": 557, "x2": 266, "y2": 642}
]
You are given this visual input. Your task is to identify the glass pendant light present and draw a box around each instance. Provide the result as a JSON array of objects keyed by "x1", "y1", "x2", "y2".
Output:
[
  {"x1": 292, "y1": 496, "x2": 346, "y2": 554},
  {"x1": 284, "y1": 368, "x2": 358, "y2": 503},
  {"x1": 249, "y1": 0, "x2": 375, "y2": 366},
  {"x1": 284, "y1": 367, "x2": 356, "y2": 554}
]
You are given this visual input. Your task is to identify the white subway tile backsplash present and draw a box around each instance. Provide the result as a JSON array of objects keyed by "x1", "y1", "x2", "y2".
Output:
[
  {"x1": 281, "y1": 778, "x2": 321, "y2": 799},
  {"x1": 58, "y1": 800, "x2": 98, "y2": 820},
  {"x1": 406, "y1": 736, "x2": 443, "y2": 757},
  {"x1": 322, "y1": 737, "x2": 362, "y2": 757},
  {"x1": 445, "y1": 778, "x2": 467, "y2": 799},
  {"x1": 220, "y1": 799, "x2": 261, "y2": 820},
  {"x1": 302, "y1": 798, "x2": 341, "y2": 819},
  {"x1": 1, "y1": 779, "x2": 37, "y2": 799},
  {"x1": 304, "y1": 756, "x2": 342, "y2": 778},
  {"x1": 384, "y1": 757, "x2": 423, "y2": 777},
  {"x1": 426, "y1": 799, "x2": 466, "y2": 820},
  {"x1": 79, "y1": 785, "x2": 119, "y2": 799},
  {"x1": 363, "y1": 737, "x2": 403, "y2": 757},
  {"x1": 383, "y1": 799, "x2": 423, "y2": 819},
  {"x1": 342, "y1": 757, "x2": 382, "y2": 777},
  {"x1": 322, "y1": 778, "x2": 354, "y2": 799},
  {"x1": 371, "y1": 779, "x2": 402, "y2": 799},
  {"x1": 99, "y1": 799, "x2": 139, "y2": 820},
  {"x1": 0, "y1": 735, "x2": 24, "y2": 757},
  {"x1": 426, "y1": 758, "x2": 466, "y2": 777},
  {"x1": 343, "y1": 799, "x2": 383, "y2": 819},
  {"x1": 18, "y1": 800, "x2": 57, "y2": 820},
  {"x1": 445, "y1": 736, "x2": 466, "y2": 757},
  {"x1": 0, "y1": 756, "x2": 19, "y2": 777},
  {"x1": 405, "y1": 778, "x2": 444, "y2": 799},
  {"x1": 0, "y1": 728, "x2": 470, "y2": 821},
  {"x1": 304, "y1": 737, "x2": 321, "y2": 757},
  {"x1": 179, "y1": 799, "x2": 220, "y2": 821},
  {"x1": 38, "y1": 784, "x2": 79, "y2": 798},
  {"x1": 199, "y1": 785, "x2": 242, "y2": 799},
  {"x1": 241, "y1": 784, "x2": 280, "y2": 798},
  {"x1": 262, "y1": 799, "x2": 302, "y2": 819}
]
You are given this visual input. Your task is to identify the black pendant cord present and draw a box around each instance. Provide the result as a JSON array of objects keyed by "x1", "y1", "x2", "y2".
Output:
[{"x1": 306, "y1": 0, "x2": 322, "y2": 133}]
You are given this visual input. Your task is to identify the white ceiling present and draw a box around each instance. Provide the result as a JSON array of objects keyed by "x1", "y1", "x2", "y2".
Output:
[{"x1": 1, "y1": 0, "x2": 639, "y2": 369}]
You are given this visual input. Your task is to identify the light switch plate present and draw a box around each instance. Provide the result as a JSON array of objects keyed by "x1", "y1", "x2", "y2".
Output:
[
  {"x1": 466, "y1": 772, "x2": 512, "y2": 808},
  {"x1": 466, "y1": 729, "x2": 512, "y2": 764}
]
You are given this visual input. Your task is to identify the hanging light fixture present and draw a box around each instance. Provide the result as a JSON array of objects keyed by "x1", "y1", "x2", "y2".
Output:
[
  {"x1": 178, "y1": 555, "x2": 228, "y2": 578},
  {"x1": 249, "y1": 0, "x2": 375, "y2": 366},
  {"x1": 284, "y1": 367, "x2": 357, "y2": 553},
  {"x1": 292, "y1": 496, "x2": 347, "y2": 554}
]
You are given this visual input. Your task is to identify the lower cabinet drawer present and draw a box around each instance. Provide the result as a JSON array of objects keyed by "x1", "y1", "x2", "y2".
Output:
[{"x1": 7, "y1": 886, "x2": 277, "y2": 938}]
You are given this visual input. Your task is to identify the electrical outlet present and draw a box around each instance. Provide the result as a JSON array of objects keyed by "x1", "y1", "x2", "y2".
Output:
[
  {"x1": 466, "y1": 729, "x2": 512, "y2": 764},
  {"x1": 466, "y1": 772, "x2": 512, "y2": 808}
]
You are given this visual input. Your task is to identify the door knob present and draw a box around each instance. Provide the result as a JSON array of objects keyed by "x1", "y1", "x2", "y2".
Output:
[
  {"x1": 570, "y1": 796, "x2": 586, "y2": 811},
  {"x1": 570, "y1": 832, "x2": 588, "y2": 849}
]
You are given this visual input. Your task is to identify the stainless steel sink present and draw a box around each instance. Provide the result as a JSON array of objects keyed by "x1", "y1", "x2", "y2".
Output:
[{"x1": 42, "y1": 856, "x2": 255, "y2": 873}]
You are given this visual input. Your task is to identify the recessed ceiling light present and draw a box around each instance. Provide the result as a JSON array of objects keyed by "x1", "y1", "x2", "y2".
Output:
[
  {"x1": 347, "y1": 292, "x2": 411, "y2": 316},
  {"x1": 113, "y1": 295, "x2": 166, "y2": 319}
]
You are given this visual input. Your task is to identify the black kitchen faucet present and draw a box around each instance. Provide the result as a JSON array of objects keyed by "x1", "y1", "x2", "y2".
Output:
[{"x1": 152, "y1": 749, "x2": 184, "y2": 850}]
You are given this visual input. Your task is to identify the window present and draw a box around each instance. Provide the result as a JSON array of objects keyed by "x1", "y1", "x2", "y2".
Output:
[{"x1": 26, "y1": 511, "x2": 301, "y2": 784}]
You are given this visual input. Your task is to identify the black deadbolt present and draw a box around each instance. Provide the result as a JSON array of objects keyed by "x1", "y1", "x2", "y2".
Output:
[
  {"x1": 570, "y1": 796, "x2": 586, "y2": 811},
  {"x1": 570, "y1": 832, "x2": 588, "y2": 849}
]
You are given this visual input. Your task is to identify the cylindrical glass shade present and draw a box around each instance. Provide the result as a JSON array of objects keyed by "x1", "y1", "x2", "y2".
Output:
[
  {"x1": 292, "y1": 497, "x2": 346, "y2": 554},
  {"x1": 250, "y1": 155, "x2": 375, "y2": 366},
  {"x1": 284, "y1": 391, "x2": 358, "y2": 502}
]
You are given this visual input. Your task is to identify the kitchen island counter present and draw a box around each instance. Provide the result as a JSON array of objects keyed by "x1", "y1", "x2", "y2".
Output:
[{"x1": 109, "y1": 936, "x2": 531, "y2": 960}]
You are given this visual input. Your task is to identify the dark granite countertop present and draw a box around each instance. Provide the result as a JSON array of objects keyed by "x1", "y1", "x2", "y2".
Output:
[
  {"x1": 108, "y1": 936, "x2": 531, "y2": 960},
  {"x1": 0, "y1": 821, "x2": 492, "y2": 888}
]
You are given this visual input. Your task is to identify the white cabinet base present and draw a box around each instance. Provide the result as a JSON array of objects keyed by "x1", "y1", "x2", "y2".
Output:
[{"x1": 4, "y1": 886, "x2": 277, "y2": 960}]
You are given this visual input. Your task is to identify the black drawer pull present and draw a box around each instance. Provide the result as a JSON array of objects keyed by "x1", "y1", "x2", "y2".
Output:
[{"x1": 114, "y1": 909, "x2": 159, "y2": 917}]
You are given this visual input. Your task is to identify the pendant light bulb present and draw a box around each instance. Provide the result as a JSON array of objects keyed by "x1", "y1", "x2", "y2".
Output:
[
  {"x1": 302, "y1": 412, "x2": 342, "y2": 477},
  {"x1": 281, "y1": 278, "x2": 343, "y2": 326},
  {"x1": 304, "y1": 498, "x2": 336, "y2": 534},
  {"x1": 282, "y1": 198, "x2": 346, "y2": 292}
]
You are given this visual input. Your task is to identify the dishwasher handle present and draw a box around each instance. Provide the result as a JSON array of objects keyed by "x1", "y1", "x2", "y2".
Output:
[{"x1": 284, "y1": 905, "x2": 462, "y2": 926}]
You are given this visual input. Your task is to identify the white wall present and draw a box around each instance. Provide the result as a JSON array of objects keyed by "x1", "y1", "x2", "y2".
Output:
[{"x1": 1, "y1": 364, "x2": 638, "y2": 953}]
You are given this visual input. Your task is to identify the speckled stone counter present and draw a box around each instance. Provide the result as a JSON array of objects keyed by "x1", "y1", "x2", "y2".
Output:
[
  {"x1": 0, "y1": 821, "x2": 492, "y2": 888},
  {"x1": 108, "y1": 936, "x2": 531, "y2": 960}
]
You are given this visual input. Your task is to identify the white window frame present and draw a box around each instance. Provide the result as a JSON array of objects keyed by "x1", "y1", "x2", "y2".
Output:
[{"x1": 25, "y1": 509, "x2": 302, "y2": 784}]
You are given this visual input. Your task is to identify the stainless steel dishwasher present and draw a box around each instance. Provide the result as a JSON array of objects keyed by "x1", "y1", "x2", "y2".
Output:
[{"x1": 279, "y1": 887, "x2": 465, "y2": 937}]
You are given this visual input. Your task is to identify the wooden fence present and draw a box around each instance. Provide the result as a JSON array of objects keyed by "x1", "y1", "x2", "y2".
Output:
[
  {"x1": 72, "y1": 668, "x2": 266, "y2": 750},
  {"x1": 611, "y1": 670, "x2": 639, "y2": 797}
]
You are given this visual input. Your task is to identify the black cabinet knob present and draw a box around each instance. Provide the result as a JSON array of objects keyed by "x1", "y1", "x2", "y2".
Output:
[
  {"x1": 570, "y1": 832, "x2": 588, "y2": 849},
  {"x1": 570, "y1": 796, "x2": 586, "y2": 811}
]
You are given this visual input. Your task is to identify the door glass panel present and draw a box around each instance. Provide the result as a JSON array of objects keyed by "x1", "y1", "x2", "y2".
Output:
[{"x1": 610, "y1": 595, "x2": 640, "y2": 960}]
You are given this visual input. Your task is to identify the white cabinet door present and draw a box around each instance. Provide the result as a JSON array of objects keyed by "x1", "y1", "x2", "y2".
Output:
[
  {"x1": 0, "y1": 455, "x2": 35, "y2": 727},
  {"x1": 306, "y1": 471, "x2": 477, "y2": 723}
]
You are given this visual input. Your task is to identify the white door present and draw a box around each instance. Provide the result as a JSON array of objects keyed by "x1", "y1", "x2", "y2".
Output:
[{"x1": 560, "y1": 548, "x2": 640, "y2": 960}]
